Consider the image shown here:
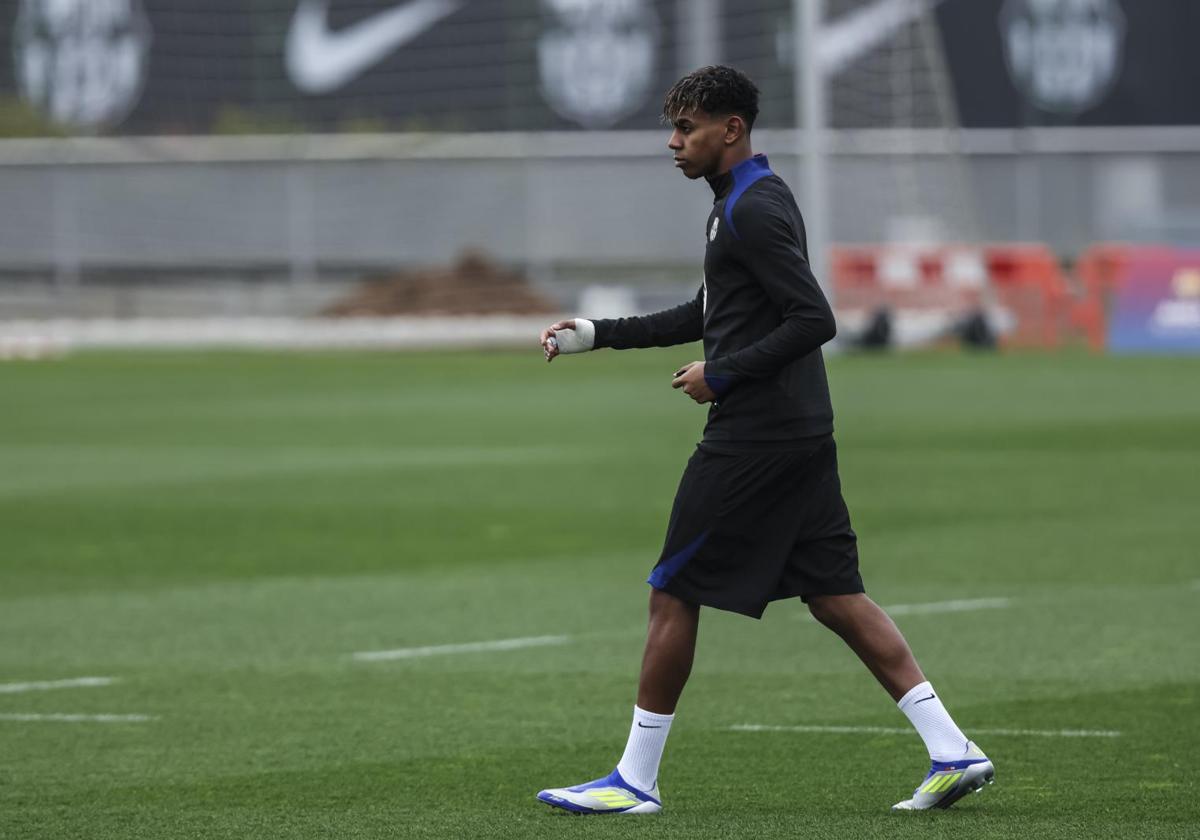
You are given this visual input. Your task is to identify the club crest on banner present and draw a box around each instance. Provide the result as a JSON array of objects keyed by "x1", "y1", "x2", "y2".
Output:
[
  {"x1": 538, "y1": 0, "x2": 659, "y2": 129},
  {"x1": 999, "y1": 0, "x2": 1125, "y2": 116},
  {"x1": 14, "y1": 0, "x2": 152, "y2": 130}
]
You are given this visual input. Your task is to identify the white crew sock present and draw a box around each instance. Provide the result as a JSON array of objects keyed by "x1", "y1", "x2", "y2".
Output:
[
  {"x1": 897, "y1": 681, "x2": 970, "y2": 762},
  {"x1": 616, "y1": 706, "x2": 674, "y2": 791}
]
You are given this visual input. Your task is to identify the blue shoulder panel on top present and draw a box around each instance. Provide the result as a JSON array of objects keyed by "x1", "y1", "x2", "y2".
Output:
[{"x1": 723, "y1": 154, "x2": 773, "y2": 240}]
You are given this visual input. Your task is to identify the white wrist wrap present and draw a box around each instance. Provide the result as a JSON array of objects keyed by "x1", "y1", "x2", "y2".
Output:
[{"x1": 554, "y1": 318, "x2": 595, "y2": 354}]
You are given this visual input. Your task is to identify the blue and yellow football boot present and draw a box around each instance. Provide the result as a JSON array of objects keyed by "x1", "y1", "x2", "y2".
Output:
[
  {"x1": 537, "y1": 768, "x2": 662, "y2": 815},
  {"x1": 892, "y1": 742, "x2": 995, "y2": 811}
]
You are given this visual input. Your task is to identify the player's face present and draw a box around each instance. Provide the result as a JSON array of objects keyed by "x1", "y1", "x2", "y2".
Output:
[{"x1": 667, "y1": 109, "x2": 730, "y2": 179}]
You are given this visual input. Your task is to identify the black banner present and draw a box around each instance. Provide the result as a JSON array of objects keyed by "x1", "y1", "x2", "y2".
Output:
[
  {"x1": 1, "y1": 0, "x2": 1198, "y2": 136},
  {"x1": 937, "y1": 0, "x2": 1200, "y2": 128},
  {"x1": 0, "y1": 0, "x2": 682, "y2": 134}
]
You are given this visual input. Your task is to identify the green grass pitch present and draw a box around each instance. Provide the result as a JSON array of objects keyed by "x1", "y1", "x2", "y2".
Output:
[{"x1": 1, "y1": 346, "x2": 1198, "y2": 839}]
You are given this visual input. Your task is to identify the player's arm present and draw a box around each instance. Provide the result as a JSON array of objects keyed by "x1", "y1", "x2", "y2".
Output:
[
  {"x1": 702, "y1": 198, "x2": 835, "y2": 394},
  {"x1": 539, "y1": 286, "x2": 704, "y2": 362}
]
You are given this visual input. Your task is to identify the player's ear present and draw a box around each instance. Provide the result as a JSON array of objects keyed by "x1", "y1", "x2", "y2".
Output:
[{"x1": 724, "y1": 115, "x2": 747, "y2": 146}]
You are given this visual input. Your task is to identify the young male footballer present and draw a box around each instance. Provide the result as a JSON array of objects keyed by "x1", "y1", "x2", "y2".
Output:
[{"x1": 535, "y1": 65, "x2": 994, "y2": 815}]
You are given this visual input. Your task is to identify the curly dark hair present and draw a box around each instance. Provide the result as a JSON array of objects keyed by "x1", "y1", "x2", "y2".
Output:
[{"x1": 662, "y1": 65, "x2": 760, "y2": 131}]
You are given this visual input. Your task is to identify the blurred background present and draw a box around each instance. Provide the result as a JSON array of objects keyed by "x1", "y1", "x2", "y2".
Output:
[{"x1": 1, "y1": 0, "x2": 1198, "y2": 354}]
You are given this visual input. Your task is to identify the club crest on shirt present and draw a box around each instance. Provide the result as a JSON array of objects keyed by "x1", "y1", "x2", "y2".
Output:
[{"x1": 708, "y1": 216, "x2": 720, "y2": 242}]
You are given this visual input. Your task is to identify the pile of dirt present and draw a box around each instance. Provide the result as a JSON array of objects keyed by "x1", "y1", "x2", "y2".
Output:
[{"x1": 322, "y1": 251, "x2": 560, "y2": 317}]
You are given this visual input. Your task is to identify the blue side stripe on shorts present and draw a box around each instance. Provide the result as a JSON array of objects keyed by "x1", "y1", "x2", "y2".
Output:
[{"x1": 647, "y1": 529, "x2": 710, "y2": 590}]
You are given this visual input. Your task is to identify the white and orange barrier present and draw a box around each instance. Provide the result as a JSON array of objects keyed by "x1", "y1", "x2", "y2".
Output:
[{"x1": 831, "y1": 244, "x2": 1070, "y2": 349}]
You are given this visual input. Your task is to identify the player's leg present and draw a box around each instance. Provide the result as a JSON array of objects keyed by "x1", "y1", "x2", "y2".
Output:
[
  {"x1": 537, "y1": 444, "x2": 785, "y2": 815},
  {"x1": 536, "y1": 589, "x2": 698, "y2": 815},
  {"x1": 806, "y1": 593, "x2": 994, "y2": 809},
  {"x1": 806, "y1": 592, "x2": 921, "y2": 701},
  {"x1": 636, "y1": 587, "x2": 700, "y2": 713}
]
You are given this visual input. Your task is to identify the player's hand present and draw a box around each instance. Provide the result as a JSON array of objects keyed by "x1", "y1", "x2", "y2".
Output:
[
  {"x1": 672, "y1": 361, "x2": 716, "y2": 404},
  {"x1": 539, "y1": 319, "x2": 576, "y2": 362}
]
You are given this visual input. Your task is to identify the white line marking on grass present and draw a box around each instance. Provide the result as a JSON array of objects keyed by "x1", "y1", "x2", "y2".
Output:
[
  {"x1": 0, "y1": 676, "x2": 116, "y2": 694},
  {"x1": 884, "y1": 597, "x2": 1012, "y2": 616},
  {"x1": 971, "y1": 727, "x2": 1121, "y2": 738},
  {"x1": 353, "y1": 635, "x2": 571, "y2": 662},
  {"x1": 800, "y1": 597, "x2": 1012, "y2": 622},
  {"x1": 730, "y1": 724, "x2": 1120, "y2": 738},
  {"x1": 733, "y1": 723, "x2": 913, "y2": 735},
  {"x1": 0, "y1": 713, "x2": 155, "y2": 723}
]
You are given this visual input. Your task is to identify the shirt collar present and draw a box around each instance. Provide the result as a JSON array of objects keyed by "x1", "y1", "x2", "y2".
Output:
[{"x1": 706, "y1": 153, "x2": 771, "y2": 201}]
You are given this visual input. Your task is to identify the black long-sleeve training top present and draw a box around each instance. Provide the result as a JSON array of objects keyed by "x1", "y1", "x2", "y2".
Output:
[{"x1": 591, "y1": 154, "x2": 837, "y2": 450}]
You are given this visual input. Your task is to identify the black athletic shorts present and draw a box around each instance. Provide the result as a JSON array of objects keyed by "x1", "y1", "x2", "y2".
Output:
[{"x1": 647, "y1": 436, "x2": 863, "y2": 619}]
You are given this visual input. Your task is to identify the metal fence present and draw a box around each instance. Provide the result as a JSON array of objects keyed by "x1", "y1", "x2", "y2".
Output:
[{"x1": 2, "y1": 127, "x2": 1198, "y2": 307}]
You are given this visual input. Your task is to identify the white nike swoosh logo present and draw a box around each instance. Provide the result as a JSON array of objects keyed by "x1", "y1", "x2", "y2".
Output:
[
  {"x1": 286, "y1": 0, "x2": 463, "y2": 95},
  {"x1": 819, "y1": 0, "x2": 949, "y2": 76}
]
